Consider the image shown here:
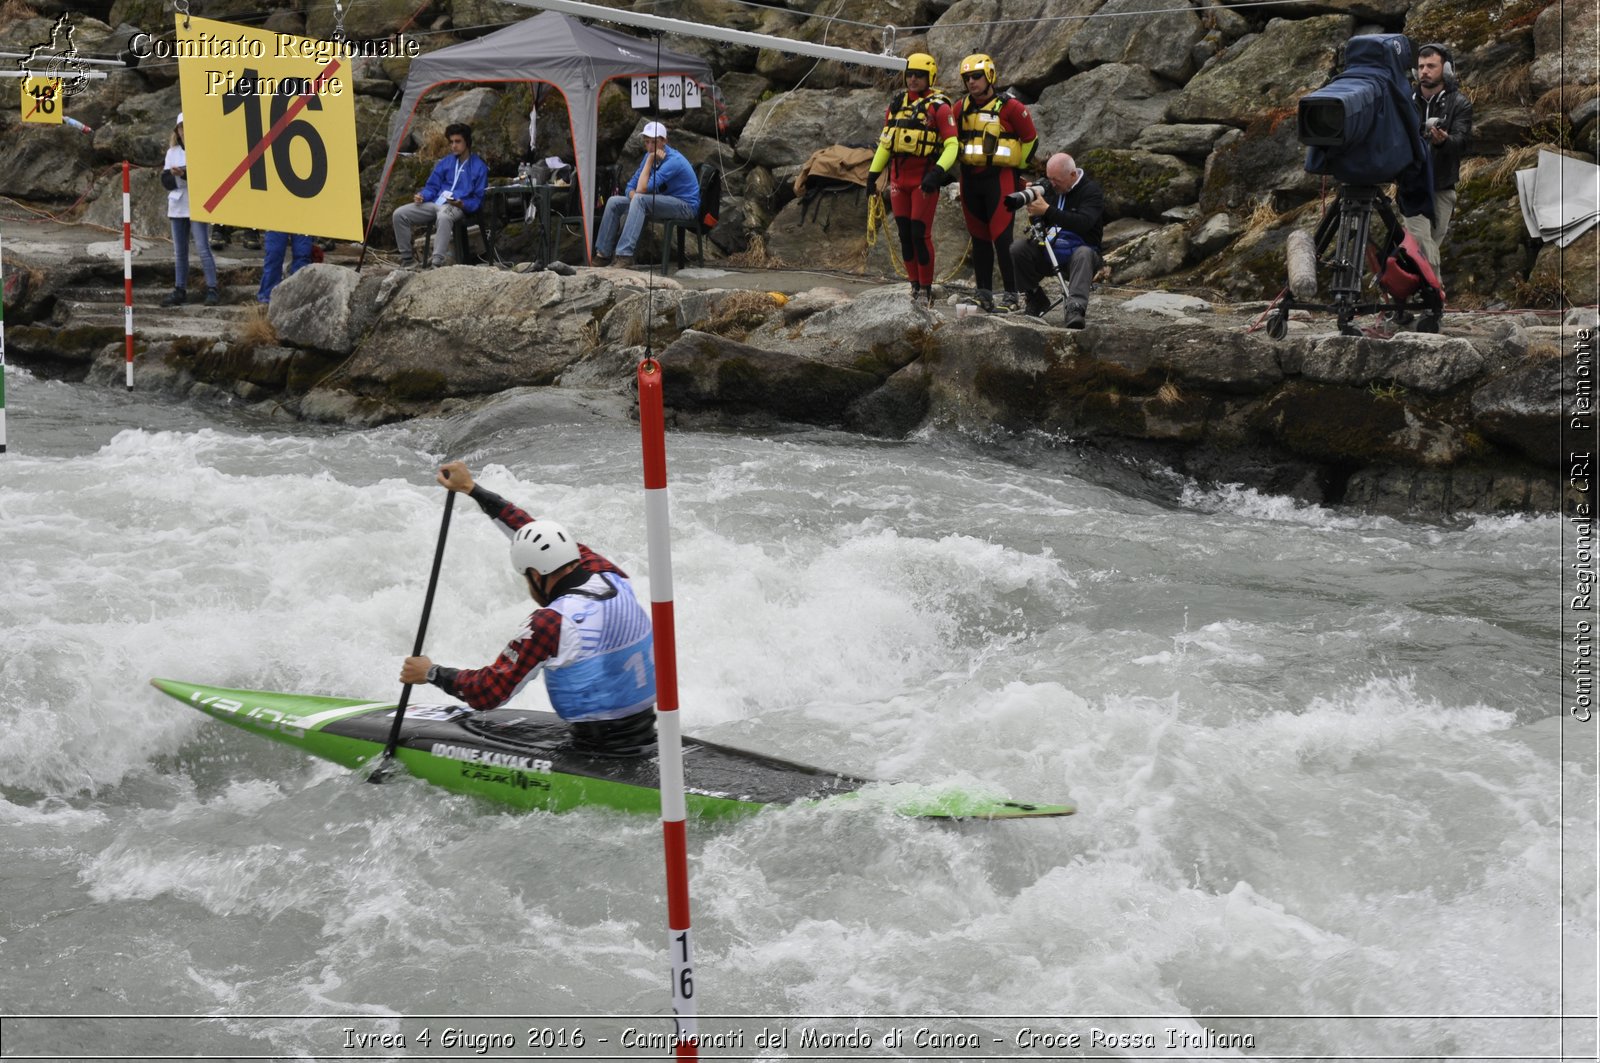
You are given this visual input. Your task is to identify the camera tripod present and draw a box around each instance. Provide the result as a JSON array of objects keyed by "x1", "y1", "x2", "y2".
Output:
[
  {"x1": 1027, "y1": 219, "x2": 1076, "y2": 313},
  {"x1": 1265, "y1": 183, "x2": 1443, "y2": 339}
]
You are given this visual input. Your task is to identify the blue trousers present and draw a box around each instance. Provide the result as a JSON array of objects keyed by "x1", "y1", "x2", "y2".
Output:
[
  {"x1": 170, "y1": 217, "x2": 217, "y2": 291},
  {"x1": 258, "y1": 232, "x2": 314, "y2": 303},
  {"x1": 596, "y1": 193, "x2": 696, "y2": 257}
]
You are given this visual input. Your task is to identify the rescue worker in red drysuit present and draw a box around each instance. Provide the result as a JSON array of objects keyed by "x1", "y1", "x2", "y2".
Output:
[
  {"x1": 866, "y1": 52, "x2": 959, "y2": 308},
  {"x1": 953, "y1": 53, "x2": 1038, "y2": 314}
]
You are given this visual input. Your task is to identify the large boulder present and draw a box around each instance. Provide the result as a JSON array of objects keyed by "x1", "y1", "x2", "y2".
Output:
[
  {"x1": 1527, "y1": 223, "x2": 1600, "y2": 309},
  {"x1": 1030, "y1": 65, "x2": 1175, "y2": 156},
  {"x1": 1067, "y1": 0, "x2": 1205, "y2": 84},
  {"x1": 1106, "y1": 223, "x2": 1190, "y2": 282},
  {"x1": 1079, "y1": 148, "x2": 1200, "y2": 221},
  {"x1": 92, "y1": 81, "x2": 182, "y2": 170},
  {"x1": 328, "y1": 267, "x2": 636, "y2": 401},
  {"x1": 1281, "y1": 334, "x2": 1488, "y2": 394},
  {"x1": 79, "y1": 165, "x2": 173, "y2": 239},
  {"x1": 0, "y1": 119, "x2": 101, "y2": 200},
  {"x1": 1258, "y1": 382, "x2": 1467, "y2": 467},
  {"x1": 757, "y1": 0, "x2": 934, "y2": 88},
  {"x1": 1168, "y1": 14, "x2": 1353, "y2": 124},
  {"x1": 1198, "y1": 118, "x2": 1322, "y2": 216},
  {"x1": 1442, "y1": 170, "x2": 1541, "y2": 304},
  {"x1": 924, "y1": 0, "x2": 1105, "y2": 97},
  {"x1": 736, "y1": 88, "x2": 885, "y2": 170},
  {"x1": 1533, "y1": 0, "x2": 1600, "y2": 93},
  {"x1": 654, "y1": 329, "x2": 883, "y2": 425},
  {"x1": 748, "y1": 285, "x2": 937, "y2": 374},
  {"x1": 305, "y1": 0, "x2": 421, "y2": 39},
  {"x1": 1132, "y1": 122, "x2": 1234, "y2": 160},
  {"x1": 1471, "y1": 356, "x2": 1576, "y2": 464},
  {"x1": 267, "y1": 264, "x2": 365, "y2": 355},
  {"x1": 761, "y1": 184, "x2": 971, "y2": 279}
]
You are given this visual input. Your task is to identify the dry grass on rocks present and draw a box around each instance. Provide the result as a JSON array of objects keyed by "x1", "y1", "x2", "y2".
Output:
[{"x1": 234, "y1": 305, "x2": 278, "y2": 348}]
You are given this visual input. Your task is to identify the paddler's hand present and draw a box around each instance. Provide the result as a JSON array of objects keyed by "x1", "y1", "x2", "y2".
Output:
[
  {"x1": 401, "y1": 656, "x2": 434, "y2": 685},
  {"x1": 436, "y1": 461, "x2": 474, "y2": 493}
]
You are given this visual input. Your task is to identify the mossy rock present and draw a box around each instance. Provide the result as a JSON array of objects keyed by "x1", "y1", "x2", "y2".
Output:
[
  {"x1": 1078, "y1": 149, "x2": 1200, "y2": 222},
  {"x1": 387, "y1": 367, "x2": 450, "y2": 403},
  {"x1": 1528, "y1": 223, "x2": 1600, "y2": 308},
  {"x1": 1403, "y1": 0, "x2": 1544, "y2": 57},
  {"x1": 1445, "y1": 171, "x2": 1539, "y2": 305}
]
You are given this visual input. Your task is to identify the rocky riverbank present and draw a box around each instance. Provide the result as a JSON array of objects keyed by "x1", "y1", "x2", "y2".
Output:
[{"x1": 3, "y1": 214, "x2": 1587, "y2": 519}]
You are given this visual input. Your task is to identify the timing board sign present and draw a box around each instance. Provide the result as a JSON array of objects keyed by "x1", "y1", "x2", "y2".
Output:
[
  {"x1": 175, "y1": 16, "x2": 362, "y2": 241},
  {"x1": 21, "y1": 77, "x2": 63, "y2": 124}
]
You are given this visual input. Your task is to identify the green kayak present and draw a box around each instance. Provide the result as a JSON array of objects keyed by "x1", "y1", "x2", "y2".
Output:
[{"x1": 150, "y1": 678, "x2": 1076, "y2": 821}]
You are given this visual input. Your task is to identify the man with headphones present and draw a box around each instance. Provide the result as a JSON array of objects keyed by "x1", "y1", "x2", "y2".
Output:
[{"x1": 1402, "y1": 42, "x2": 1474, "y2": 278}]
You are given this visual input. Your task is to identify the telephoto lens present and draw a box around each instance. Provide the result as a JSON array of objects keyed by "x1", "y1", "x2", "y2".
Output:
[{"x1": 1003, "y1": 184, "x2": 1044, "y2": 210}]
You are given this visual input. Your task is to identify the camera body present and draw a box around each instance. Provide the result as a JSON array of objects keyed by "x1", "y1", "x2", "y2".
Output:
[
  {"x1": 1299, "y1": 33, "x2": 1421, "y2": 186},
  {"x1": 1004, "y1": 182, "x2": 1048, "y2": 211}
]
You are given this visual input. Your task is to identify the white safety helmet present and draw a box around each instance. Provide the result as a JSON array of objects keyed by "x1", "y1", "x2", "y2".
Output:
[{"x1": 509, "y1": 519, "x2": 580, "y2": 576}]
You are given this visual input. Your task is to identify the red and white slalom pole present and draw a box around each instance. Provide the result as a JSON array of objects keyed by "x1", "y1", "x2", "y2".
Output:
[
  {"x1": 637, "y1": 357, "x2": 698, "y2": 1061},
  {"x1": 122, "y1": 161, "x2": 133, "y2": 390}
]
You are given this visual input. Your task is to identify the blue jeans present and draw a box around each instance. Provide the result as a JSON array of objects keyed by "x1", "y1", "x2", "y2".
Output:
[
  {"x1": 596, "y1": 193, "x2": 697, "y2": 257},
  {"x1": 258, "y1": 232, "x2": 314, "y2": 303},
  {"x1": 170, "y1": 217, "x2": 218, "y2": 291}
]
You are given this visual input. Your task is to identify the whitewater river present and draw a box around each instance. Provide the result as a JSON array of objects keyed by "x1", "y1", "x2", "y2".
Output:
[{"x1": 1, "y1": 367, "x2": 1592, "y2": 1062}]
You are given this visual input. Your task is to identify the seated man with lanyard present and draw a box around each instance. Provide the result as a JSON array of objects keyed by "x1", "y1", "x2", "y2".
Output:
[
  {"x1": 400, "y1": 462, "x2": 657, "y2": 756},
  {"x1": 391, "y1": 122, "x2": 490, "y2": 269},
  {"x1": 592, "y1": 121, "x2": 700, "y2": 269},
  {"x1": 1010, "y1": 152, "x2": 1104, "y2": 329}
]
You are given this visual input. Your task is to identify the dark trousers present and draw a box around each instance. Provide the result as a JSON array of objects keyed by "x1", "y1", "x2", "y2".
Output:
[{"x1": 1012, "y1": 236, "x2": 1101, "y2": 313}]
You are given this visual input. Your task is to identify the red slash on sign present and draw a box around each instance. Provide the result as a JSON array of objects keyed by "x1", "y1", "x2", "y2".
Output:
[{"x1": 202, "y1": 56, "x2": 341, "y2": 214}]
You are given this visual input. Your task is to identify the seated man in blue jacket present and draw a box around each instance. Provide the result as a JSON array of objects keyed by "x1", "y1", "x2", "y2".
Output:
[
  {"x1": 391, "y1": 122, "x2": 490, "y2": 269},
  {"x1": 1009, "y1": 152, "x2": 1105, "y2": 329},
  {"x1": 593, "y1": 121, "x2": 700, "y2": 268}
]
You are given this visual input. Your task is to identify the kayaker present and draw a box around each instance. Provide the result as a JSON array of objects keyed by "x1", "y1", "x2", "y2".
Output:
[{"x1": 399, "y1": 461, "x2": 657, "y2": 755}]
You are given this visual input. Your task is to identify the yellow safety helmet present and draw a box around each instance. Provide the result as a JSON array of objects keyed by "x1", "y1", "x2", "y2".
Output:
[
  {"x1": 905, "y1": 52, "x2": 938, "y2": 83},
  {"x1": 959, "y1": 53, "x2": 997, "y2": 87}
]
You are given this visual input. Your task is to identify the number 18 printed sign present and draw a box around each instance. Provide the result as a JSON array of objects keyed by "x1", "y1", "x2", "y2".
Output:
[{"x1": 176, "y1": 16, "x2": 362, "y2": 240}]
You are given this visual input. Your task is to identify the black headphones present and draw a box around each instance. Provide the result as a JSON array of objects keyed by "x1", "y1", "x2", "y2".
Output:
[{"x1": 1417, "y1": 42, "x2": 1457, "y2": 85}]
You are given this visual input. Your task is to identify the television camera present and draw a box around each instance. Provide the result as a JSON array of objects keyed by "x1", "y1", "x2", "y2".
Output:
[{"x1": 1263, "y1": 33, "x2": 1445, "y2": 340}]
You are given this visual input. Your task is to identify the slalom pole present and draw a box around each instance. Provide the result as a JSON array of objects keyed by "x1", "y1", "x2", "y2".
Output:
[
  {"x1": 122, "y1": 161, "x2": 133, "y2": 390},
  {"x1": 1, "y1": 230, "x2": 7, "y2": 454},
  {"x1": 637, "y1": 357, "x2": 698, "y2": 1061}
]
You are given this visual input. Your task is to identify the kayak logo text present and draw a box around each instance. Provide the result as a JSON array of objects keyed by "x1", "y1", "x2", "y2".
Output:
[
  {"x1": 432, "y1": 743, "x2": 553, "y2": 774},
  {"x1": 190, "y1": 692, "x2": 307, "y2": 736}
]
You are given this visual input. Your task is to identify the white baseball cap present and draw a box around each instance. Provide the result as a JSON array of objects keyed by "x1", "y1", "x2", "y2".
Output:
[
  {"x1": 642, "y1": 121, "x2": 668, "y2": 138},
  {"x1": 175, "y1": 112, "x2": 183, "y2": 125}
]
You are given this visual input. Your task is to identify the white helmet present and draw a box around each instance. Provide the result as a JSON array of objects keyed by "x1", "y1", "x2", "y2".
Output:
[{"x1": 509, "y1": 519, "x2": 580, "y2": 576}]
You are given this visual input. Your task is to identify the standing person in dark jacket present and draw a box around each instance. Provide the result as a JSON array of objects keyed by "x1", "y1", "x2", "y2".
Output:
[
  {"x1": 1010, "y1": 153, "x2": 1104, "y2": 329},
  {"x1": 1401, "y1": 43, "x2": 1473, "y2": 277},
  {"x1": 399, "y1": 462, "x2": 657, "y2": 755},
  {"x1": 953, "y1": 53, "x2": 1037, "y2": 314},
  {"x1": 866, "y1": 52, "x2": 959, "y2": 308}
]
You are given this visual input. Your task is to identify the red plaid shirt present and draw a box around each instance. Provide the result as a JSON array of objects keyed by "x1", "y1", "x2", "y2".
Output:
[{"x1": 439, "y1": 489, "x2": 628, "y2": 710}]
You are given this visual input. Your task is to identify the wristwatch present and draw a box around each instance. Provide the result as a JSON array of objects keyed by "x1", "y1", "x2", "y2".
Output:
[{"x1": 425, "y1": 664, "x2": 439, "y2": 683}]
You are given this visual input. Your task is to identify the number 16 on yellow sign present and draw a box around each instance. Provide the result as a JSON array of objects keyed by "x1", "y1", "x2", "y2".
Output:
[
  {"x1": 21, "y1": 77, "x2": 63, "y2": 124},
  {"x1": 176, "y1": 16, "x2": 363, "y2": 241}
]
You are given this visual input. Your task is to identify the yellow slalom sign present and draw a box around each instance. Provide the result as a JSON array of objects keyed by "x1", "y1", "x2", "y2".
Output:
[
  {"x1": 176, "y1": 16, "x2": 362, "y2": 241},
  {"x1": 21, "y1": 77, "x2": 63, "y2": 124}
]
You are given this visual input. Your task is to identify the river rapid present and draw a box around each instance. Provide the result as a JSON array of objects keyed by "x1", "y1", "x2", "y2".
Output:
[{"x1": 0, "y1": 368, "x2": 1591, "y2": 1061}]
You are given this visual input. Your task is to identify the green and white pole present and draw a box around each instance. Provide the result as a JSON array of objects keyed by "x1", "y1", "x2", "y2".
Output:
[{"x1": 1, "y1": 230, "x2": 8, "y2": 454}]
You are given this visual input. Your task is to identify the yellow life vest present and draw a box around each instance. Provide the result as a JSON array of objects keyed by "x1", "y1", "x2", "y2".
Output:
[
  {"x1": 879, "y1": 91, "x2": 950, "y2": 158},
  {"x1": 958, "y1": 92, "x2": 1026, "y2": 168}
]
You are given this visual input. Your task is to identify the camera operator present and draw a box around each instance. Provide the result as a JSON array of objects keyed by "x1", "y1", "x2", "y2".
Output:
[
  {"x1": 1401, "y1": 43, "x2": 1473, "y2": 277},
  {"x1": 1009, "y1": 153, "x2": 1104, "y2": 329}
]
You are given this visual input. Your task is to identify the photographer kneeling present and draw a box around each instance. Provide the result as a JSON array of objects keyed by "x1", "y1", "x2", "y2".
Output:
[{"x1": 1009, "y1": 153, "x2": 1104, "y2": 329}]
